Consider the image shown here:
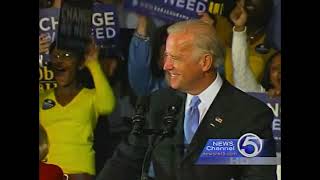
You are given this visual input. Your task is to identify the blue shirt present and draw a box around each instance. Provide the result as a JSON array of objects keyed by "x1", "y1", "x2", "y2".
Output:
[{"x1": 128, "y1": 34, "x2": 168, "y2": 96}]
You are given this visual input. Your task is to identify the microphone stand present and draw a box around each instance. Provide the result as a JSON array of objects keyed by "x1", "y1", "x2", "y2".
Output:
[
  {"x1": 140, "y1": 133, "x2": 165, "y2": 180},
  {"x1": 131, "y1": 112, "x2": 164, "y2": 180},
  {"x1": 140, "y1": 105, "x2": 179, "y2": 180}
]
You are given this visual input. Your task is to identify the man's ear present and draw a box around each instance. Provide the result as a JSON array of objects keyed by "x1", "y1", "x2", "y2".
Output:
[{"x1": 200, "y1": 54, "x2": 213, "y2": 72}]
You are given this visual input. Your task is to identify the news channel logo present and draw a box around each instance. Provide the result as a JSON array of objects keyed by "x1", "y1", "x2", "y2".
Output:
[
  {"x1": 237, "y1": 133, "x2": 263, "y2": 158},
  {"x1": 196, "y1": 133, "x2": 278, "y2": 165}
]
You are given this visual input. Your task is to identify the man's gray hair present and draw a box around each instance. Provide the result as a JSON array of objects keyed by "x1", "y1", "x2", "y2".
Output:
[{"x1": 167, "y1": 19, "x2": 225, "y2": 69}]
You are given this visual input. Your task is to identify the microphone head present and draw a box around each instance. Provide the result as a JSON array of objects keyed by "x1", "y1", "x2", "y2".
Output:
[
  {"x1": 135, "y1": 96, "x2": 150, "y2": 115},
  {"x1": 165, "y1": 94, "x2": 182, "y2": 115},
  {"x1": 131, "y1": 96, "x2": 150, "y2": 136},
  {"x1": 162, "y1": 94, "x2": 182, "y2": 137}
]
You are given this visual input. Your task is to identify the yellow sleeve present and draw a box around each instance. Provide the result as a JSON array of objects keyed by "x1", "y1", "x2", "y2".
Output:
[{"x1": 86, "y1": 59, "x2": 115, "y2": 115}]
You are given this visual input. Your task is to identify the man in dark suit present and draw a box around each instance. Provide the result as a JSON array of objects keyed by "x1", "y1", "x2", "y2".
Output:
[{"x1": 96, "y1": 19, "x2": 276, "y2": 180}]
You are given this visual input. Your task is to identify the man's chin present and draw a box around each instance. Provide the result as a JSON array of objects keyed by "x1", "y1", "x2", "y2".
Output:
[
  {"x1": 168, "y1": 82, "x2": 179, "y2": 90},
  {"x1": 170, "y1": 85, "x2": 177, "y2": 90},
  {"x1": 165, "y1": 74, "x2": 180, "y2": 89}
]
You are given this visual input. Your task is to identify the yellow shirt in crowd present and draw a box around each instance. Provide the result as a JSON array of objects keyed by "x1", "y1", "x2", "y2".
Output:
[{"x1": 39, "y1": 60, "x2": 115, "y2": 175}]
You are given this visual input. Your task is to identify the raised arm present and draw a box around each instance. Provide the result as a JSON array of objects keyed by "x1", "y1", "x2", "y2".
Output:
[
  {"x1": 230, "y1": 0, "x2": 265, "y2": 93},
  {"x1": 128, "y1": 14, "x2": 166, "y2": 96},
  {"x1": 85, "y1": 41, "x2": 115, "y2": 115}
]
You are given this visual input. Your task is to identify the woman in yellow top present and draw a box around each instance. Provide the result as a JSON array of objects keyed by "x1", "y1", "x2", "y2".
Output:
[{"x1": 39, "y1": 38, "x2": 115, "y2": 179}]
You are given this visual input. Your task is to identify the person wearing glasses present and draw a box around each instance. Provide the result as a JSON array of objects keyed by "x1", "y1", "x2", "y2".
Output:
[{"x1": 39, "y1": 38, "x2": 115, "y2": 180}]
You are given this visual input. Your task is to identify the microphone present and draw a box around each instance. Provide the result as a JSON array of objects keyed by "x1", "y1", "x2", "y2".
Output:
[
  {"x1": 131, "y1": 96, "x2": 149, "y2": 136},
  {"x1": 140, "y1": 94, "x2": 182, "y2": 180},
  {"x1": 162, "y1": 95, "x2": 182, "y2": 137}
]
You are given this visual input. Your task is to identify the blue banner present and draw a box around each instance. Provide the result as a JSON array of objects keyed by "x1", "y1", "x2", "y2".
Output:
[
  {"x1": 92, "y1": 3, "x2": 119, "y2": 46},
  {"x1": 39, "y1": 66, "x2": 57, "y2": 91},
  {"x1": 248, "y1": 92, "x2": 281, "y2": 153},
  {"x1": 196, "y1": 133, "x2": 280, "y2": 165},
  {"x1": 39, "y1": 8, "x2": 60, "y2": 42},
  {"x1": 39, "y1": 5, "x2": 120, "y2": 91},
  {"x1": 39, "y1": 8, "x2": 60, "y2": 65},
  {"x1": 39, "y1": 4, "x2": 119, "y2": 56},
  {"x1": 123, "y1": 0, "x2": 209, "y2": 22},
  {"x1": 39, "y1": 8, "x2": 60, "y2": 91}
]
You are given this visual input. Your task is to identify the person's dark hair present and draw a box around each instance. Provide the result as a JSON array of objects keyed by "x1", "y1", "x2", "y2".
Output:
[
  {"x1": 98, "y1": 47, "x2": 124, "y2": 83},
  {"x1": 98, "y1": 46, "x2": 124, "y2": 62},
  {"x1": 49, "y1": 41, "x2": 94, "y2": 88},
  {"x1": 261, "y1": 51, "x2": 280, "y2": 90},
  {"x1": 57, "y1": 0, "x2": 92, "y2": 56},
  {"x1": 49, "y1": 41, "x2": 86, "y2": 62},
  {"x1": 97, "y1": 46, "x2": 137, "y2": 106},
  {"x1": 242, "y1": 0, "x2": 273, "y2": 39},
  {"x1": 150, "y1": 24, "x2": 171, "y2": 78}
]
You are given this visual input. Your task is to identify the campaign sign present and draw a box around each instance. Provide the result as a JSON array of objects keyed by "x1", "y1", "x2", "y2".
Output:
[
  {"x1": 248, "y1": 92, "x2": 281, "y2": 153},
  {"x1": 92, "y1": 3, "x2": 119, "y2": 46},
  {"x1": 124, "y1": 0, "x2": 209, "y2": 22},
  {"x1": 39, "y1": 5, "x2": 119, "y2": 90},
  {"x1": 39, "y1": 8, "x2": 60, "y2": 42},
  {"x1": 39, "y1": 65, "x2": 57, "y2": 91},
  {"x1": 39, "y1": 8, "x2": 60, "y2": 65},
  {"x1": 39, "y1": 4, "x2": 120, "y2": 56},
  {"x1": 196, "y1": 133, "x2": 280, "y2": 165}
]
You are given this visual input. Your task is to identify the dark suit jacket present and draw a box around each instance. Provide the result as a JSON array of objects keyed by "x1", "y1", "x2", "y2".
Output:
[{"x1": 97, "y1": 80, "x2": 276, "y2": 180}]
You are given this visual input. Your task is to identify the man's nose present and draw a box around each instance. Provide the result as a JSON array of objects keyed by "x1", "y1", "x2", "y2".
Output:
[{"x1": 163, "y1": 58, "x2": 173, "y2": 71}]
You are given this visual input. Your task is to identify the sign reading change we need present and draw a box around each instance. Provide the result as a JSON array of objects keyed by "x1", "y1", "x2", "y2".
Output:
[
  {"x1": 39, "y1": 4, "x2": 119, "y2": 50},
  {"x1": 124, "y1": 0, "x2": 209, "y2": 22},
  {"x1": 92, "y1": 3, "x2": 119, "y2": 46}
]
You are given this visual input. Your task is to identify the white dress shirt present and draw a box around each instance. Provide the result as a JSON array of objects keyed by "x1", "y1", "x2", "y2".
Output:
[{"x1": 185, "y1": 73, "x2": 223, "y2": 124}]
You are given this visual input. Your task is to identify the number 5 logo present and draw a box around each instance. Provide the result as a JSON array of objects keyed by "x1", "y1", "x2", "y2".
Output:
[{"x1": 237, "y1": 133, "x2": 263, "y2": 158}]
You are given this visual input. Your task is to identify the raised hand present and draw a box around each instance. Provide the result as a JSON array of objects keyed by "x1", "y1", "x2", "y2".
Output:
[
  {"x1": 136, "y1": 14, "x2": 148, "y2": 37},
  {"x1": 39, "y1": 33, "x2": 51, "y2": 54},
  {"x1": 229, "y1": 0, "x2": 247, "y2": 31},
  {"x1": 84, "y1": 38, "x2": 99, "y2": 67}
]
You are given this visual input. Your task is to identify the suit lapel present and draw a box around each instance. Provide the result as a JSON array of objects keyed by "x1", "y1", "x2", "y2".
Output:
[{"x1": 181, "y1": 80, "x2": 233, "y2": 163}]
